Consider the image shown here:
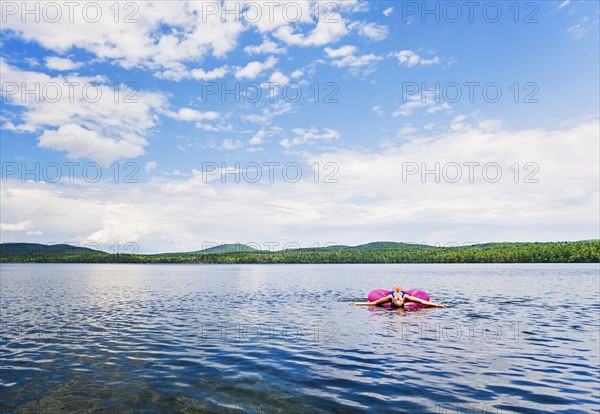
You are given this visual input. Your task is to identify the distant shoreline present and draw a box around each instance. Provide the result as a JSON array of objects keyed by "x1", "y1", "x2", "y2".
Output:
[{"x1": 1, "y1": 241, "x2": 598, "y2": 264}]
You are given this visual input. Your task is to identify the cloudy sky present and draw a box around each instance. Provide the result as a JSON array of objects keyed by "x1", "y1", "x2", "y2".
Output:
[{"x1": 1, "y1": 0, "x2": 598, "y2": 253}]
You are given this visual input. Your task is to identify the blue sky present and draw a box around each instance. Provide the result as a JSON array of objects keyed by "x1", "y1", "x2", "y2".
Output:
[{"x1": 1, "y1": 1, "x2": 599, "y2": 253}]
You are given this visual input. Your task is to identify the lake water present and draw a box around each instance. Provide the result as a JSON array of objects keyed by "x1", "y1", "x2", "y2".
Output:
[{"x1": 1, "y1": 263, "x2": 598, "y2": 413}]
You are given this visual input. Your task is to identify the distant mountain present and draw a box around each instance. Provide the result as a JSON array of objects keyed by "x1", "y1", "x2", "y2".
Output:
[
  {"x1": 183, "y1": 243, "x2": 261, "y2": 255},
  {"x1": 148, "y1": 243, "x2": 261, "y2": 256},
  {"x1": 351, "y1": 241, "x2": 430, "y2": 250},
  {"x1": 0, "y1": 243, "x2": 107, "y2": 259},
  {"x1": 1, "y1": 240, "x2": 598, "y2": 263},
  {"x1": 287, "y1": 241, "x2": 429, "y2": 252}
]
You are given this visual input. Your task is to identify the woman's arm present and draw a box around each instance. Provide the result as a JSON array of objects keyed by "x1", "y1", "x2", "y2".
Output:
[
  {"x1": 404, "y1": 295, "x2": 448, "y2": 308},
  {"x1": 352, "y1": 295, "x2": 393, "y2": 306}
]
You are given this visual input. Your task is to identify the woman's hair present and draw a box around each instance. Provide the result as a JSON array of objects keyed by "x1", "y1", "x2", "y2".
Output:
[{"x1": 391, "y1": 286, "x2": 404, "y2": 292}]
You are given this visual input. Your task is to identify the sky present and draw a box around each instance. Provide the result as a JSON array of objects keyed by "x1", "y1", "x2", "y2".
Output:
[{"x1": 0, "y1": 0, "x2": 599, "y2": 253}]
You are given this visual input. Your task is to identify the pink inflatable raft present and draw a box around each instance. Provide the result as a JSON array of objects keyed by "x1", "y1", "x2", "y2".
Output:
[{"x1": 368, "y1": 289, "x2": 430, "y2": 309}]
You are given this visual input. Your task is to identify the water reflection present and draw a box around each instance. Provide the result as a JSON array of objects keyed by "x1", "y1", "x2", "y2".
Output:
[{"x1": 1, "y1": 263, "x2": 598, "y2": 413}]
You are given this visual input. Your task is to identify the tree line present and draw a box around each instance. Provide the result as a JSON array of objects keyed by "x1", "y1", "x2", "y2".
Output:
[{"x1": 1, "y1": 241, "x2": 598, "y2": 264}]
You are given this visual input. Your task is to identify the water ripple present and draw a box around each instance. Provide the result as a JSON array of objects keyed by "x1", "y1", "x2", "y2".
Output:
[{"x1": 1, "y1": 263, "x2": 598, "y2": 413}]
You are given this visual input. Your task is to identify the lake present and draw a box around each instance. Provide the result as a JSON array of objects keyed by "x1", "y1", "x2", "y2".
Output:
[{"x1": 1, "y1": 263, "x2": 598, "y2": 413}]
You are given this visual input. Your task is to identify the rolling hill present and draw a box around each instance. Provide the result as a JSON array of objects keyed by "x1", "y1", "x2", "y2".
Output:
[{"x1": 1, "y1": 240, "x2": 598, "y2": 263}]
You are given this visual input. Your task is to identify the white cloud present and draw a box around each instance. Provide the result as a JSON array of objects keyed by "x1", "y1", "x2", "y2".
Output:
[
  {"x1": 145, "y1": 161, "x2": 158, "y2": 173},
  {"x1": 372, "y1": 105, "x2": 384, "y2": 116},
  {"x1": 383, "y1": 7, "x2": 394, "y2": 16},
  {"x1": 324, "y1": 45, "x2": 357, "y2": 58},
  {"x1": 242, "y1": 1, "x2": 316, "y2": 34},
  {"x1": 190, "y1": 67, "x2": 228, "y2": 80},
  {"x1": 242, "y1": 101, "x2": 293, "y2": 123},
  {"x1": 324, "y1": 45, "x2": 380, "y2": 74},
  {"x1": 392, "y1": 95, "x2": 452, "y2": 117},
  {"x1": 167, "y1": 108, "x2": 219, "y2": 122},
  {"x1": 280, "y1": 128, "x2": 340, "y2": 149},
  {"x1": 1, "y1": 2, "x2": 245, "y2": 73},
  {"x1": 221, "y1": 138, "x2": 244, "y2": 150},
  {"x1": 235, "y1": 56, "x2": 278, "y2": 79},
  {"x1": 330, "y1": 53, "x2": 380, "y2": 69},
  {"x1": 244, "y1": 38, "x2": 286, "y2": 55},
  {"x1": 347, "y1": 1, "x2": 369, "y2": 13},
  {"x1": 566, "y1": 23, "x2": 586, "y2": 39},
  {"x1": 291, "y1": 69, "x2": 303, "y2": 78},
  {"x1": 45, "y1": 57, "x2": 82, "y2": 71},
  {"x1": 260, "y1": 71, "x2": 291, "y2": 100},
  {"x1": 249, "y1": 130, "x2": 266, "y2": 145},
  {"x1": 427, "y1": 104, "x2": 451, "y2": 114},
  {"x1": 249, "y1": 126, "x2": 281, "y2": 145},
  {"x1": 450, "y1": 115, "x2": 468, "y2": 131},
  {"x1": 24, "y1": 57, "x2": 40, "y2": 67},
  {"x1": 301, "y1": 119, "x2": 599, "y2": 242},
  {"x1": 194, "y1": 122, "x2": 233, "y2": 132},
  {"x1": 478, "y1": 119, "x2": 503, "y2": 133},
  {"x1": 2, "y1": 120, "x2": 597, "y2": 251},
  {"x1": 156, "y1": 65, "x2": 228, "y2": 81},
  {"x1": 0, "y1": 1, "x2": 366, "y2": 81},
  {"x1": 393, "y1": 50, "x2": 441, "y2": 67},
  {"x1": 268, "y1": 70, "x2": 290, "y2": 85},
  {"x1": 1, "y1": 60, "x2": 166, "y2": 164},
  {"x1": 38, "y1": 124, "x2": 146, "y2": 165},
  {"x1": 399, "y1": 126, "x2": 418, "y2": 135},
  {"x1": 273, "y1": 11, "x2": 348, "y2": 46},
  {"x1": 558, "y1": 0, "x2": 571, "y2": 10},
  {"x1": 1, "y1": 220, "x2": 33, "y2": 231},
  {"x1": 349, "y1": 21, "x2": 389, "y2": 41},
  {"x1": 566, "y1": 18, "x2": 594, "y2": 40}
]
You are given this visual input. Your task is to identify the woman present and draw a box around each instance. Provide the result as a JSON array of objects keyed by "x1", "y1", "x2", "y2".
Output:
[{"x1": 353, "y1": 286, "x2": 447, "y2": 308}]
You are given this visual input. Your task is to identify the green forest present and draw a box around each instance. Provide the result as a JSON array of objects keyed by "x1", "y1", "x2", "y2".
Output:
[{"x1": 1, "y1": 240, "x2": 598, "y2": 264}]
